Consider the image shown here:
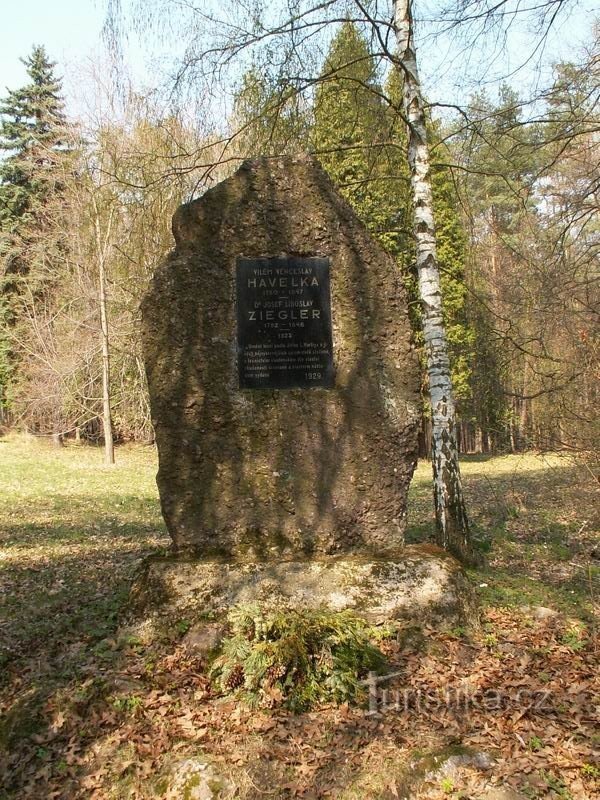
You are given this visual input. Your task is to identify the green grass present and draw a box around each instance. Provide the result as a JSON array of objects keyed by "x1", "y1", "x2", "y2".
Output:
[
  {"x1": 1, "y1": 435, "x2": 596, "y2": 677},
  {"x1": 1, "y1": 434, "x2": 163, "y2": 549},
  {"x1": 0, "y1": 434, "x2": 168, "y2": 672},
  {"x1": 408, "y1": 452, "x2": 599, "y2": 619}
]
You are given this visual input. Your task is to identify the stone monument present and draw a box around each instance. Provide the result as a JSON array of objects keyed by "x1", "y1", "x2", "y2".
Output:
[
  {"x1": 142, "y1": 155, "x2": 420, "y2": 558},
  {"x1": 134, "y1": 155, "x2": 475, "y2": 630}
]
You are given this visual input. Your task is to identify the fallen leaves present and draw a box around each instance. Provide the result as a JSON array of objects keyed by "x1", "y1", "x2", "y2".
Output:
[
  {"x1": 2, "y1": 607, "x2": 597, "y2": 799},
  {"x1": 2, "y1": 444, "x2": 599, "y2": 798}
]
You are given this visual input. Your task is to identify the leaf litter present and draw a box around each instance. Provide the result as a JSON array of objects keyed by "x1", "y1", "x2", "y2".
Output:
[{"x1": 0, "y1": 438, "x2": 598, "y2": 798}]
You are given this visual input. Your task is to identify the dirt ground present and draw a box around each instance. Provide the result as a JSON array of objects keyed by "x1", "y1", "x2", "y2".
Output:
[{"x1": 1, "y1": 436, "x2": 598, "y2": 799}]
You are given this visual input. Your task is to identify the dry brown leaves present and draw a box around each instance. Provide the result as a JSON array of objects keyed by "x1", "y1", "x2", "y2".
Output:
[{"x1": 1, "y1": 609, "x2": 598, "y2": 799}]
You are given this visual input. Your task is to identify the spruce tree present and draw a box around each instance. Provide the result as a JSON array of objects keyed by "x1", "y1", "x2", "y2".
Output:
[
  {"x1": 0, "y1": 46, "x2": 69, "y2": 412},
  {"x1": 0, "y1": 45, "x2": 68, "y2": 273}
]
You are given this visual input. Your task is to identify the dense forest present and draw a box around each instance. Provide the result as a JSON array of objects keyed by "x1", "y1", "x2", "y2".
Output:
[{"x1": 0, "y1": 17, "x2": 598, "y2": 461}]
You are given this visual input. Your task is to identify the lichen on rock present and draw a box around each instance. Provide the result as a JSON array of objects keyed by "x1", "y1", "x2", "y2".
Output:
[
  {"x1": 167, "y1": 758, "x2": 234, "y2": 800},
  {"x1": 125, "y1": 545, "x2": 478, "y2": 638}
]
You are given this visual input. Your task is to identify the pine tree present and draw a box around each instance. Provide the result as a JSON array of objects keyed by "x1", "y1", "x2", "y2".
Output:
[
  {"x1": 0, "y1": 46, "x2": 67, "y2": 246},
  {"x1": 0, "y1": 46, "x2": 70, "y2": 412},
  {"x1": 462, "y1": 85, "x2": 540, "y2": 246},
  {"x1": 458, "y1": 86, "x2": 543, "y2": 451}
]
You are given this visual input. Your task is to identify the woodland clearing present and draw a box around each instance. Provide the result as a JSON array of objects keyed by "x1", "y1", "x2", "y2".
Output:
[{"x1": 0, "y1": 436, "x2": 598, "y2": 799}]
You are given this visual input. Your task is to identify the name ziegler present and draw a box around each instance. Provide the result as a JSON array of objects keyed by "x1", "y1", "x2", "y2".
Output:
[{"x1": 249, "y1": 309, "x2": 322, "y2": 321}]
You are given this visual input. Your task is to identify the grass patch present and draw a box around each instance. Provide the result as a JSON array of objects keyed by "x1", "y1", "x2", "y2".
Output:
[
  {"x1": 0, "y1": 433, "x2": 168, "y2": 671},
  {"x1": 408, "y1": 453, "x2": 598, "y2": 618}
]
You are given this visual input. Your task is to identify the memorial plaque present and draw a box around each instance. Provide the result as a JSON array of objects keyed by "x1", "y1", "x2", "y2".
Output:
[{"x1": 236, "y1": 256, "x2": 334, "y2": 389}]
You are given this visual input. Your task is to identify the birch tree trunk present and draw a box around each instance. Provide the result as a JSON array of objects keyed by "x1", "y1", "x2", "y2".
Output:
[{"x1": 393, "y1": 0, "x2": 472, "y2": 562}]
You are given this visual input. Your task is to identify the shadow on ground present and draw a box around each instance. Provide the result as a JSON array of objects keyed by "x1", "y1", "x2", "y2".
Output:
[{"x1": 1, "y1": 444, "x2": 598, "y2": 798}]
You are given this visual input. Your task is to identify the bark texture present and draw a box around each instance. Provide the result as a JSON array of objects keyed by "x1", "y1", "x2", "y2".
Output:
[{"x1": 393, "y1": 0, "x2": 472, "y2": 561}]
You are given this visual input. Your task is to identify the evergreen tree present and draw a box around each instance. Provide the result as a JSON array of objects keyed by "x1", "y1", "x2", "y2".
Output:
[
  {"x1": 312, "y1": 23, "x2": 419, "y2": 361},
  {"x1": 430, "y1": 154, "x2": 475, "y2": 413},
  {"x1": 0, "y1": 46, "x2": 67, "y2": 247},
  {"x1": 457, "y1": 86, "x2": 545, "y2": 450},
  {"x1": 312, "y1": 22, "x2": 383, "y2": 211},
  {"x1": 462, "y1": 85, "x2": 540, "y2": 245},
  {"x1": 312, "y1": 21, "x2": 412, "y2": 257},
  {"x1": 0, "y1": 46, "x2": 70, "y2": 412}
]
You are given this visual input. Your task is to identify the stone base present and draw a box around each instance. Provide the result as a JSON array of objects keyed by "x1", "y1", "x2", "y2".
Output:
[{"x1": 125, "y1": 545, "x2": 478, "y2": 639}]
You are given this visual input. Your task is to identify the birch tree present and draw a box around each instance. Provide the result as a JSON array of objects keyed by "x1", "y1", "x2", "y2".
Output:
[{"x1": 393, "y1": 0, "x2": 472, "y2": 561}]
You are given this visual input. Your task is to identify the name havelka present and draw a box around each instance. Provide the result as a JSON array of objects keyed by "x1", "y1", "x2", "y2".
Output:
[
  {"x1": 246, "y1": 267, "x2": 322, "y2": 321},
  {"x1": 247, "y1": 273, "x2": 319, "y2": 290}
]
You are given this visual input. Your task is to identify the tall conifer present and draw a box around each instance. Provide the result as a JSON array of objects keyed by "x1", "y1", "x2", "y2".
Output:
[
  {"x1": 0, "y1": 46, "x2": 69, "y2": 411},
  {"x1": 312, "y1": 21, "x2": 412, "y2": 257},
  {"x1": 0, "y1": 46, "x2": 67, "y2": 240}
]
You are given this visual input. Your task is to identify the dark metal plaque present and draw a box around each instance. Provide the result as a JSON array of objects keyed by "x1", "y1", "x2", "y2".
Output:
[{"x1": 236, "y1": 256, "x2": 334, "y2": 389}]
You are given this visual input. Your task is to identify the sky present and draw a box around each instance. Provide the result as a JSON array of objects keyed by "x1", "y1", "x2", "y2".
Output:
[
  {"x1": 0, "y1": 0, "x2": 105, "y2": 92},
  {"x1": 0, "y1": 0, "x2": 597, "y2": 121}
]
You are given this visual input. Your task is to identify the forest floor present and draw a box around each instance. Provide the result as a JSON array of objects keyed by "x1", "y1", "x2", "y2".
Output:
[{"x1": 0, "y1": 435, "x2": 598, "y2": 799}]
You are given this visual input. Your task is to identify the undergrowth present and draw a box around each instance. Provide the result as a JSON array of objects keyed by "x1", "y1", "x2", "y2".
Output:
[{"x1": 210, "y1": 605, "x2": 389, "y2": 711}]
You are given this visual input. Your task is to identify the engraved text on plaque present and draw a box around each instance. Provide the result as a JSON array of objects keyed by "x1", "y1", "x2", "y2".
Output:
[{"x1": 236, "y1": 256, "x2": 334, "y2": 389}]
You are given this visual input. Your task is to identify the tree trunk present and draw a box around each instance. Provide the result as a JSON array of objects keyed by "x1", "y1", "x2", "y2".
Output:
[
  {"x1": 520, "y1": 366, "x2": 529, "y2": 451},
  {"x1": 393, "y1": 0, "x2": 472, "y2": 563},
  {"x1": 95, "y1": 216, "x2": 115, "y2": 466},
  {"x1": 475, "y1": 426, "x2": 483, "y2": 454}
]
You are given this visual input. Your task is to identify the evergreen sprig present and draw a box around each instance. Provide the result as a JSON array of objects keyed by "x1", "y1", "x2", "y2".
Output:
[{"x1": 210, "y1": 605, "x2": 389, "y2": 712}]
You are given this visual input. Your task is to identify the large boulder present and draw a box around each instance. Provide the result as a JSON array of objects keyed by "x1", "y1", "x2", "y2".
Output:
[{"x1": 141, "y1": 155, "x2": 420, "y2": 558}]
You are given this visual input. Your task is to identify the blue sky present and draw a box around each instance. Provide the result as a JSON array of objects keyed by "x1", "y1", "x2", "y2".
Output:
[
  {"x1": 0, "y1": 0, "x2": 105, "y2": 92},
  {"x1": 1, "y1": 0, "x2": 597, "y2": 119}
]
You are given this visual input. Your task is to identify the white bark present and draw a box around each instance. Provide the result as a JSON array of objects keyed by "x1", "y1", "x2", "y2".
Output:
[{"x1": 393, "y1": 0, "x2": 471, "y2": 560}]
